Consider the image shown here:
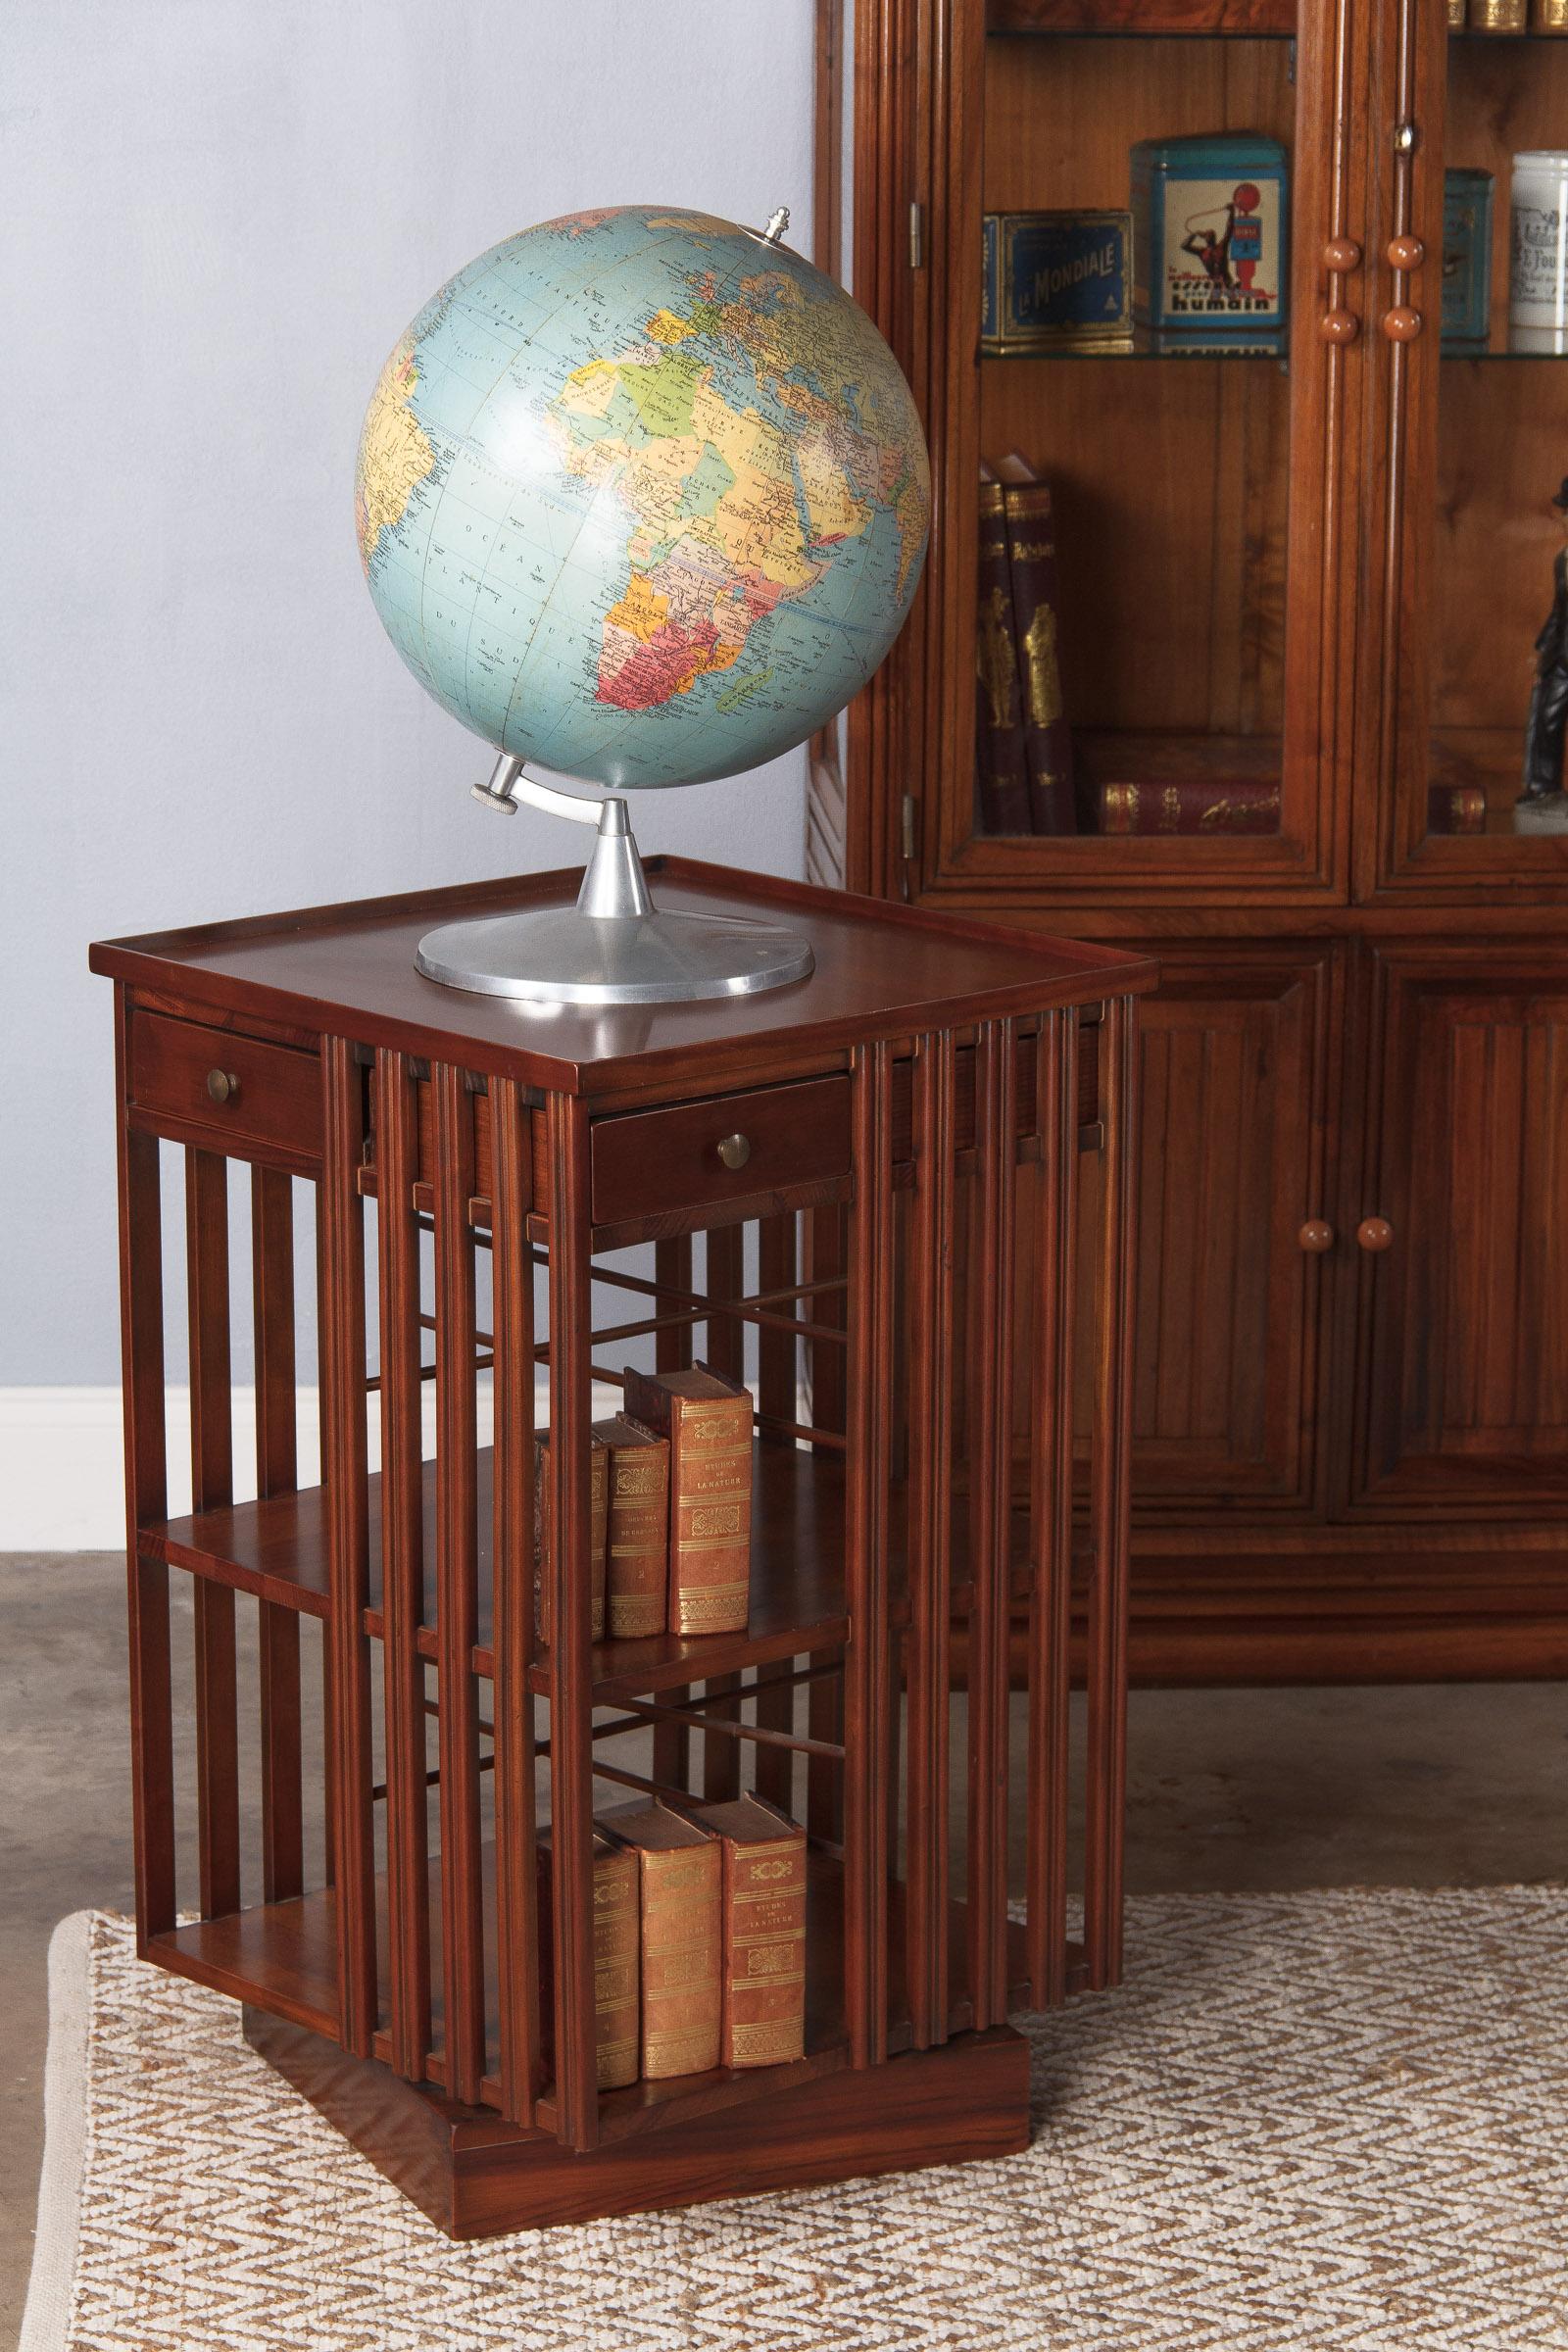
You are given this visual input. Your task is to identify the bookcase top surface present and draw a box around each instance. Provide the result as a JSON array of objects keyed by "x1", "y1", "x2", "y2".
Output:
[{"x1": 89, "y1": 856, "x2": 1154, "y2": 1094}]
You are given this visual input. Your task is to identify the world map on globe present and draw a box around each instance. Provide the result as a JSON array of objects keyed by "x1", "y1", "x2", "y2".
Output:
[{"x1": 356, "y1": 205, "x2": 931, "y2": 790}]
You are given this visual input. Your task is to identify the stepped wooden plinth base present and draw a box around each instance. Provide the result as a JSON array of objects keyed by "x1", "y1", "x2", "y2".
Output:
[{"x1": 244, "y1": 2008, "x2": 1032, "y2": 2239}]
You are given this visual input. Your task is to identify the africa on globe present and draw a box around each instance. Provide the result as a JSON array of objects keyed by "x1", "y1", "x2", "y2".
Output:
[{"x1": 355, "y1": 204, "x2": 931, "y2": 792}]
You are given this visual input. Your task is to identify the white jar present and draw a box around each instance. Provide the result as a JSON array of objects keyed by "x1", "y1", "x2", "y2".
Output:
[{"x1": 1511, "y1": 152, "x2": 1568, "y2": 351}]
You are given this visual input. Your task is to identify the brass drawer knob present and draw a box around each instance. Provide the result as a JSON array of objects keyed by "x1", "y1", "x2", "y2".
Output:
[
  {"x1": 1357, "y1": 1215, "x2": 1395, "y2": 1252},
  {"x1": 1298, "y1": 1219, "x2": 1335, "y2": 1253},
  {"x1": 716, "y1": 1132, "x2": 752, "y2": 1171},
  {"x1": 206, "y1": 1068, "x2": 240, "y2": 1105}
]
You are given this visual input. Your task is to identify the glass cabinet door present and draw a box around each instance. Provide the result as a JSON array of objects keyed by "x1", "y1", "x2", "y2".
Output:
[
  {"x1": 1375, "y1": 6, "x2": 1568, "y2": 887},
  {"x1": 938, "y1": 0, "x2": 1358, "y2": 906}
]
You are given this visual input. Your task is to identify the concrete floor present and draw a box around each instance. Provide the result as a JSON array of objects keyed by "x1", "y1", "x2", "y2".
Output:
[{"x1": 3, "y1": 1550, "x2": 1565, "y2": 2346}]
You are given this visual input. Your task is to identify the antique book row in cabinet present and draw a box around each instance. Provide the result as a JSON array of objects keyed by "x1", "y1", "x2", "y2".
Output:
[
  {"x1": 810, "y1": 0, "x2": 1568, "y2": 1680},
  {"x1": 92, "y1": 862, "x2": 1152, "y2": 2235}
]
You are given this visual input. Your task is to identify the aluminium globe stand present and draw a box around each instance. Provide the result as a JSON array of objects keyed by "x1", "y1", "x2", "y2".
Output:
[{"x1": 414, "y1": 755, "x2": 815, "y2": 1005}]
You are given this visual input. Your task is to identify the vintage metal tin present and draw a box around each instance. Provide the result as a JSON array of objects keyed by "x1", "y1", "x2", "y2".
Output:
[
  {"x1": 1442, "y1": 170, "x2": 1494, "y2": 349},
  {"x1": 1130, "y1": 133, "x2": 1290, "y2": 336},
  {"x1": 981, "y1": 211, "x2": 1133, "y2": 353}
]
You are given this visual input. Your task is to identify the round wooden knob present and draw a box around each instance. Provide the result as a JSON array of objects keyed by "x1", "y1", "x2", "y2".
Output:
[
  {"x1": 205, "y1": 1068, "x2": 240, "y2": 1105},
  {"x1": 1320, "y1": 310, "x2": 1360, "y2": 345},
  {"x1": 1298, "y1": 1220, "x2": 1335, "y2": 1253},
  {"x1": 716, "y1": 1132, "x2": 752, "y2": 1171},
  {"x1": 1357, "y1": 1216, "x2": 1395, "y2": 1252},
  {"x1": 1383, "y1": 307, "x2": 1423, "y2": 342},
  {"x1": 1387, "y1": 235, "x2": 1426, "y2": 271},
  {"x1": 1323, "y1": 239, "x2": 1362, "y2": 273}
]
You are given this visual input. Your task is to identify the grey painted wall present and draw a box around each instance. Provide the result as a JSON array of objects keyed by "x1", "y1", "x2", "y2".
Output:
[{"x1": 3, "y1": 1, "x2": 816, "y2": 1385}]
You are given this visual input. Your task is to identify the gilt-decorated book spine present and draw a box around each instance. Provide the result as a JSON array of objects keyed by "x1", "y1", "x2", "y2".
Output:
[
  {"x1": 976, "y1": 481, "x2": 1034, "y2": 836},
  {"x1": 622, "y1": 1371, "x2": 754, "y2": 1635},
  {"x1": 641, "y1": 1839, "x2": 722, "y2": 2078},
  {"x1": 722, "y1": 1828, "x2": 808, "y2": 2068},
  {"x1": 536, "y1": 1835, "x2": 640, "y2": 2090},
  {"x1": 1094, "y1": 778, "x2": 1281, "y2": 835},
  {"x1": 1000, "y1": 481, "x2": 1076, "y2": 836},
  {"x1": 604, "y1": 1431, "x2": 670, "y2": 1639},
  {"x1": 1428, "y1": 783, "x2": 1488, "y2": 835},
  {"x1": 532, "y1": 1431, "x2": 609, "y2": 1646}
]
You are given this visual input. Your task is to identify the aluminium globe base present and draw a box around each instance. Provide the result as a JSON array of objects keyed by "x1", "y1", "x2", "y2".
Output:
[{"x1": 415, "y1": 773, "x2": 813, "y2": 1005}]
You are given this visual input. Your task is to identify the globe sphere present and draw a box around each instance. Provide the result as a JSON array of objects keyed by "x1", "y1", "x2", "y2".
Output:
[{"x1": 356, "y1": 205, "x2": 931, "y2": 791}]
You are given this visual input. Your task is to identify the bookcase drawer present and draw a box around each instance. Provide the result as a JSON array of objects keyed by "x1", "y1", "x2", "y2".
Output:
[
  {"x1": 591, "y1": 1076, "x2": 852, "y2": 1228},
  {"x1": 128, "y1": 1009, "x2": 321, "y2": 1164}
]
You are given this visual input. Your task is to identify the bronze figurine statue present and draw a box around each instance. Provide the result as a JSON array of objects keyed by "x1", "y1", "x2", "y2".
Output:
[{"x1": 1519, "y1": 476, "x2": 1568, "y2": 826}]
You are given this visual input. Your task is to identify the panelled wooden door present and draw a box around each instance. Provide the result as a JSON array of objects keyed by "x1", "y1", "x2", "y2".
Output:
[
  {"x1": 1071, "y1": 946, "x2": 1340, "y2": 1514},
  {"x1": 1350, "y1": 943, "x2": 1568, "y2": 1514}
]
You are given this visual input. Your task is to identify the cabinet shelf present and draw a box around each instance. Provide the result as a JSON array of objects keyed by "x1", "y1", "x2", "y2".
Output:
[
  {"x1": 984, "y1": 339, "x2": 1287, "y2": 363},
  {"x1": 988, "y1": 0, "x2": 1294, "y2": 33},
  {"x1": 150, "y1": 1847, "x2": 1051, "y2": 2139}
]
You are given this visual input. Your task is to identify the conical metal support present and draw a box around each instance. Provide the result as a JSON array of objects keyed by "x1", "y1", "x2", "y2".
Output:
[{"x1": 415, "y1": 794, "x2": 814, "y2": 1005}]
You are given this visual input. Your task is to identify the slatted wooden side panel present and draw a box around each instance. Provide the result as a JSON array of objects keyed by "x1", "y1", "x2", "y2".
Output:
[
  {"x1": 186, "y1": 1147, "x2": 241, "y2": 1921},
  {"x1": 252, "y1": 1167, "x2": 304, "y2": 1905}
]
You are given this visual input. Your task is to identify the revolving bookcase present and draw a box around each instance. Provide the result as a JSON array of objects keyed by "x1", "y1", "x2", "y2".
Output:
[{"x1": 90, "y1": 861, "x2": 1152, "y2": 2237}]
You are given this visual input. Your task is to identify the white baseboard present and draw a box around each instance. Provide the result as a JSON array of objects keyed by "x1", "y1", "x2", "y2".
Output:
[{"x1": 0, "y1": 1377, "x2": 629, "y2": 1552}]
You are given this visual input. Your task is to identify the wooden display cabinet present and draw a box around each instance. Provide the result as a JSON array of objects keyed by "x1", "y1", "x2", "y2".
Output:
[
  {"x1": 810, "y1": 0, "x2": 1568, "y2": 1682},
  {"x1": 91, "y1": 862, "x2": 1151, "y2": 2236}
]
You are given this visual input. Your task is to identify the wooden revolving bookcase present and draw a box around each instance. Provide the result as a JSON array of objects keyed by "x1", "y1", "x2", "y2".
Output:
[{"x1": 91, "y1": 860, "x2": 1152, "y2": 2237}]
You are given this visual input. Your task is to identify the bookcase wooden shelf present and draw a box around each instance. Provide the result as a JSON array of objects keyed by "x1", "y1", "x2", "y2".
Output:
[{"x1": 92, "y1": 860, "x2": 1152, "y2": 2237}]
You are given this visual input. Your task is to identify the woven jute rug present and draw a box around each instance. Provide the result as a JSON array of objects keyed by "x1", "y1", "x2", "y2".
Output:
[{"x1": 20, "y1": 1889, "x2": 1568, "y2": 2351}]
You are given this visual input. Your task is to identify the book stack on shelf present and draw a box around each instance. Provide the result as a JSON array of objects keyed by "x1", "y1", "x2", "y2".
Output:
[
  {"x1": 541, "y1": 1796, "x2": 808, "y2": 2089},
  {"x1": 535, "y1": 1364, "x2": 756, "y2": 1644}
]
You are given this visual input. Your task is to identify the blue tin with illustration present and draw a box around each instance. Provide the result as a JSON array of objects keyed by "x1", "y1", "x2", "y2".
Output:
[
  {"x1": 1442, "y1": 170, "x2": 1494, "y2": 350},
  {"x1": 981, "y1": 211, "x2": 1133, "y2": 352},
  {"x1": 1130, "y1": 133, "x2": 1290, "y2": 336}
]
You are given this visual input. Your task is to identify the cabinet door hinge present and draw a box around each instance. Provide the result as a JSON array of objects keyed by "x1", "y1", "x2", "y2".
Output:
[{"x1": 908, "y1": 201, "x2": 924, "y2": 270}]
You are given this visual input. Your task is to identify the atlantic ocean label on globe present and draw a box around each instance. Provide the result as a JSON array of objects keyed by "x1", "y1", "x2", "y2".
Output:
[{"x1": 355, "y1": 206, "x2": 931, "y2": 789}]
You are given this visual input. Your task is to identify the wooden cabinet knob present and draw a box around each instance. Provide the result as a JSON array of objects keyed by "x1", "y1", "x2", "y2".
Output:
[
  {"x1": 1383, "y1": 307, "x2": 1423, "y2": 342},
  {"x1": 1357, "y1": 1215, "x2": 1395, "y2": 1252},
  {"x1": 1298, "y1": 1219, "x2": 1335, "y2": 1253},
  {"x1": 1387, "y1": 235, "x2": 1426, "y2": 271},
  {"x1": 1320, "y1": 310, "x2": 1360, "y2": 345},
  {"x1": 206, "y1": 1068, "x2": 240, "y2": 1105},
  {"x1": 1323, "y1": 239, "x2": 1362, "y2": 273},
  {"x1": 716, "y1": 1132, "x2": 752, "y2": 1171}
]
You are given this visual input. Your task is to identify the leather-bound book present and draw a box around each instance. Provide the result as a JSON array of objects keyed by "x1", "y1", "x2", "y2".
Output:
[
  {"x1": 596, "y1": 1799, "x2": 722, "y2": 2079},
  {"x1": 995, "y1": 460, "x2": 1077, "y2": 837},
  {"x1": 592, "y1": 1414, "x2": 670, "y2": 1639},
  {"x1": 686, "y1": 1793, "x2": 808, "y2": 2069},
  {"x1": 532, "y1": 1427, "x2": 609, "y2": 1646},
  {"x1": 975, "y1": 477, "x2": 1035, "y2": 836},
  {"x1": 535, "y1": 1826, "x2": 640, "y2": 2090},
  {"x1": 621, "y1": 1364, "x2": 753, "y2": 1635},
  {"x1": 1093, "y1": 778, "x2": 1281, "y2": 835}
]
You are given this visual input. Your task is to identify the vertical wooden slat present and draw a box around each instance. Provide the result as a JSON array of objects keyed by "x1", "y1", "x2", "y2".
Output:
[
  {"x1": 701, "y1": 1223, "x2": 746, "y2": 1801},
  {"x1": 545, "y1": 1091, "x2": 599, "y2": 2152},
  {"x1": 652, "y1": 1238, "x2": 692, "y2": 1795},
  {"x1": 433, "y1": 1064, "x2": 485, "y2": 2106},
  {"x1": 845, "y1": 1039, "x2": 895, "y2": 2067},
  {"x1": 1027, "y1": 1011, "x2": 1079, "y2": 2010},
  {"x1": 492, "y1": 1078, "x2": 540, "y2": 2127},
  {"x1": 905, "y1": 1028, "x2": 956, "y2": 2045},
  {"x1": 252, "y1": 1165, "x2": 304, "y2": 1904},
  {"x1": 186, "y1": 1148, "x2": 240, "y2": 1920},
  {"x1": 115, "y1": 991, "x2": 174, "y2": 1947},
  {"x1": 1085, "y1": 997, "x2": 1138, "y2": 1989},
  {"x1": 374, "y1": 1049, "x2": 432, "y2": 2079},
  {"x1": 806, "y1": 1204, "x2": 849, "y2": 1441},
  {"x1": 967, "y1": 1018, "x2": 1016, "y2": 2031},
  {"x1": 320, "y1": 1039, "x2": 375, "y2": 2052},
  {"x1": 754, "y1": 1215, "x2": 799, "y2": 1811}
]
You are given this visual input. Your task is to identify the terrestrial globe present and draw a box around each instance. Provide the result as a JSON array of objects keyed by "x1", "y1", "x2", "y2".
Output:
[{"x1": 356, "y1": 203, "x2": 931, "y2": 1004}]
